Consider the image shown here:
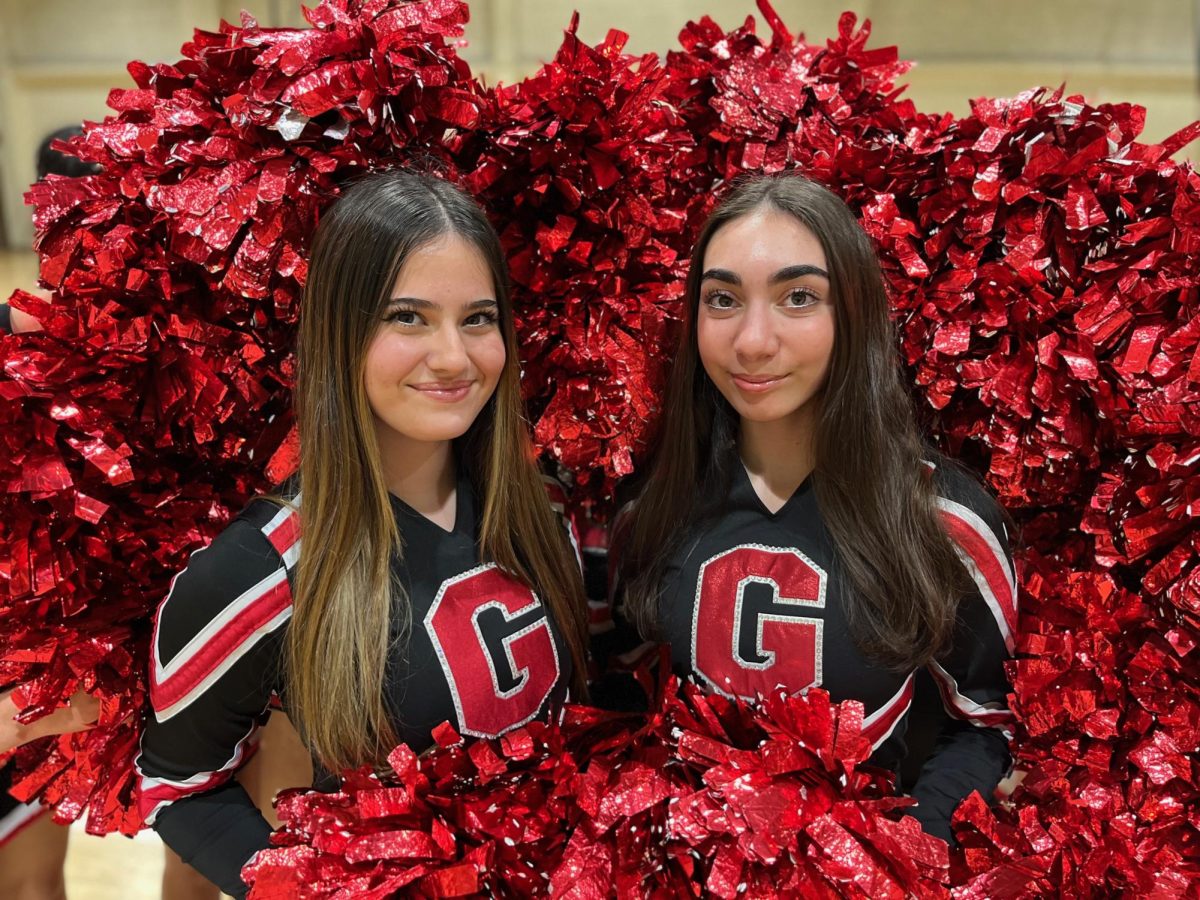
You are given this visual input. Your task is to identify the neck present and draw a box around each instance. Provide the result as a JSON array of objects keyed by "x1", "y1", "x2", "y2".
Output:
[
  {"x1": 377, "y1": 431, "x2": 457, "y2": 518},
  {"x1": 738, "y1": 406, "x2": 817, "y2": 499}
]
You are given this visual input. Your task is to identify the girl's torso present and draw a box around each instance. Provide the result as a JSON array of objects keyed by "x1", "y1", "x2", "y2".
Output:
[
  {"x1": 148, "y1": 474, "x2": 572, "y2": 764},
  {"x1": 653, "y1": 458, "x2": 1015, "y2": 769}
]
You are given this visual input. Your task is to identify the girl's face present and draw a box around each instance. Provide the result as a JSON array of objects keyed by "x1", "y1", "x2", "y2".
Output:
[
  {"x1": 364, "y1": 233, "x2": 507, "y2": 453},
  {"x1": 696, "y1": 208, "x2": 835, "y2": 433}
]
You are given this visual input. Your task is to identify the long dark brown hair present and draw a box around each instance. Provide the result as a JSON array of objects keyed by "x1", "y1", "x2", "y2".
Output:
[
  {"x1": 289, "y1": 169, "x2": 588, "y2": 770},
  {"x1": 619, "y1": 173, "x2": 970, "y2": 671}
]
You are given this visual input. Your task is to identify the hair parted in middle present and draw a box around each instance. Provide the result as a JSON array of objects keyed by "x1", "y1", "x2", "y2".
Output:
[
  {"x1": 618, "y1": 171, "x2": 972, "y2": 672},
  {"x1": 289, "y1": 168, "x2": 588, "y2": 771}
]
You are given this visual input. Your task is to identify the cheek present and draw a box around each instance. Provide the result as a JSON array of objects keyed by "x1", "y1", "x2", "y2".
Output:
[
  {"x1": 807, "y1": 315, "x2": 836, "y2": 373},
  {"x1": 363, "y1": 333, "x2": 419, "y2": 392},
  {"x1": 472, "y1": 333, "x2": 508, "y2": 385},
  {"x1": 696, "y1": 317, "x2": 727, "y2": 372},
  {"x1": 784, "y1": 311, "x2": 835, "y2": 372}
]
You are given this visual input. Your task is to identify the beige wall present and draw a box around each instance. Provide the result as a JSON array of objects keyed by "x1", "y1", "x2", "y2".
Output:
[{"x1": 1, "y1": 0, "x2": 1197, "y2": 248}]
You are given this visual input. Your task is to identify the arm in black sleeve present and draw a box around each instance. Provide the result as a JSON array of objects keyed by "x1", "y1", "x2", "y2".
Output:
[
  {"x1": 909, "y1": 718, "x2": 1011, "y2": 842},
  {"x1": 154, "y1": 782, "x2": 273, "y2": 898},
  {"x1": 135, "y1": 513, "x2": 295, "y2": 898},
  {"x1": 910, "y1": 465, "x2": 1017, "y2": 842},
  {"x1": 583, "y1": 503, "x2": 657, "y2": 712},
  {"x1": 541, "y1": 475, "x2": 648, "y2": 709}
]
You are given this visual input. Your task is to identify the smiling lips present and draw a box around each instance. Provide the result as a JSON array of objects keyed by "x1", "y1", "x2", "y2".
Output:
[
  {"x1": 409, "y1": 380, "x2": 474, "y2": 402},
  {"x1": 731, "y1": 373, "x2": 788, "y2": 393}
]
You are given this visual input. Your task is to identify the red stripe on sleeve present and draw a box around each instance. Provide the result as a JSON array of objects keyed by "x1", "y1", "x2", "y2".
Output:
[
  {"x1": 862, "y1": 675, "x2": 915, "y2": 747},
  {"x1": 150, "y1": 577, "x2": 291, "y2": 715},
  {"x1": 939, "y1": 508, "x2": 1018, "y2": 638},
  {"x1": 263, "y1": 510, "x2": 300, "y2": 559}
]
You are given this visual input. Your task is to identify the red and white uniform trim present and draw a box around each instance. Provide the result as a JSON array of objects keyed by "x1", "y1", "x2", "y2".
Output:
[
  {"x1": 937, "y1": 496, "x2": 1018, "y2": 652},
  {"x1": 136, "y1": 727, "x2": 260, "y2": 825},
  {"x1": 927, "y1": 660, "x2": 1016, "y2": 740},
  {"x1": 149, "y1": 507, "x2": 300, "y2": 722},
  {"x1": 863, "y1": 672, "x2": 916, "y2": 750}
]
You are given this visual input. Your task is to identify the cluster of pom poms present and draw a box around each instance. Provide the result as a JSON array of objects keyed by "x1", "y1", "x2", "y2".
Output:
[
  {"x1": 245, "y1": 674, "x2": 949, "y2": 899},
  {"x1": 1, "y1": 0, "x2": 1197, "y2": 894}
]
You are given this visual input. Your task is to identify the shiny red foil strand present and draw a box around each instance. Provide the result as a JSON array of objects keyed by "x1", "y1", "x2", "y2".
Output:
[{"x1": 1, "y1": 0, "x2": 1198, "y2": 893}]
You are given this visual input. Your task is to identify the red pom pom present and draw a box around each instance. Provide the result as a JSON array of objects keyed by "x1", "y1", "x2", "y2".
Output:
[
  {"x1": 243, "y1": 677, "x2": 949, "y2": 899},
  {"x1": 2, "y1": 0, "x2": 483, "y2": 834}
]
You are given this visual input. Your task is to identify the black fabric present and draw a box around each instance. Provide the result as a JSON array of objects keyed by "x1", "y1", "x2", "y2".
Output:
[
  {"x1": 908, "y1": 719, "x2": 1011, "y2": 842},
  {"x1": 153, "y1": 782, "x2": 272, "y2": 900},
  {"x1": 137, "y1": 474, "x2": 574, "y2": 895},
  {"x1": 0, "y1": 762, "x2": 17, "y2": 820},
  {"x1": 0, "y1": 304, "x2": 12, "y2": 335},
  {"x1": 898, "y1": 667, "x2": 949, "y2": 788}
]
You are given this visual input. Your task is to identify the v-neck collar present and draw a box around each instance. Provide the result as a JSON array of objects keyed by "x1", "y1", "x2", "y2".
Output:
[
  {"x1": 389, "y1": 469, "x2": 476, "y2": 540},
  {"x1": 731, "y1": 457, "x2": 813, "y2": 520}
]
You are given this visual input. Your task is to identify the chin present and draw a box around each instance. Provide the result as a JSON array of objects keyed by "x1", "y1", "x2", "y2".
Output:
[
  {"x1": 413, "y1": 419, "x2": 476, "y2": 443},
  {"x1": 736, "y1": 407, "x2": 790, "y2": 424},
  {"x1": 380, "y1": 411, "x2": 479, "y2": 445},
  {"x1": 729, "y1": 394, "x2": 820, "y2": 426},
  {"x1": 725, "y1": 396, "x2": 786, "y2": 421}
]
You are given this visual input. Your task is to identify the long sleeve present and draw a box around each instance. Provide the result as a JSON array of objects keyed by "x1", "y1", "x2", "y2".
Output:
[
  {"x1": 542, "y1": 474, "x2": 648, "y2": 708},
  {"x1": 910, "y1": 463, "x2": 1018, "y2": 841},
  {"x1": 135, "y1": 504, "x2": 299, "y2": 898},
  {"x1": 584, "y1": 504, "x2": 657, "y2": 712}
]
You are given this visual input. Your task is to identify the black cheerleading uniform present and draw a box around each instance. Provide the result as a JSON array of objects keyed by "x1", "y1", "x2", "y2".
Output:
[
  {"x1": 637, "y1": 456, "x2": 1016, "y2": 842},
  {"x1": 135, "y1": 474, "x2": 575, "y2": 898}
]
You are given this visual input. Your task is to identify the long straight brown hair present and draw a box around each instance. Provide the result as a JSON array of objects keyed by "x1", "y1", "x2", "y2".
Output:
[
  {"x1": 619, "y1": 173, "x2": 970, "y2": 671},
  {"x1": 289, "y1": 169, "x2": 588, "y2": 771}
]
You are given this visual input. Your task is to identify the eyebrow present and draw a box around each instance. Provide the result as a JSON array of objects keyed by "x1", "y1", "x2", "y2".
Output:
[
  {"x1": 700, "y1": 264, "x2": 830, "y2": 285},
  {"x1": 387, "y1": 297, "x2": 498, "y2": 311}
]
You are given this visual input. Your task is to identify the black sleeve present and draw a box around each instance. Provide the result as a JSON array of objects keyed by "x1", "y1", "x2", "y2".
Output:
[
  {"x1": 0, "y1": 304, "x2": 12, "y2": 335},
  {"x1": 585, "y1": 503, "x2": 656, "y2": 712},
  {"x1": 909, "y1": 719, "x2": 1011, "y2": 842},
  {"x1": 154, "y1": 783, "x2": 273, "y2": 898},
  {"x1": 135, "y1": 514, "x2": 294, "y2": 898},
  {"x1": 543, "y1": 474, "x2": 647, "y2": 708},
  {"x1": 541, "y1": 474, "x2": 584, "y2": 574},
  {"x1": 910, "y1": 464, "x2": 1017, "y2": 842}
]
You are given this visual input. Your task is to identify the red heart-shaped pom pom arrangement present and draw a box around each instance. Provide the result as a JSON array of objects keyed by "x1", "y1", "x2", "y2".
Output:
[{"x1": 2, "y1": 1, "x2": 1197, "y2": 894}]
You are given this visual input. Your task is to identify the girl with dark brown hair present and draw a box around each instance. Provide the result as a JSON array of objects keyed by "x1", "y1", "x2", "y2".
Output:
[
  {"x1": 135, "y1": 169, "x2": 589, "y2": 898},
  {"x1": 616, "y1": 173, "x2": 1016, "y2": 842}
]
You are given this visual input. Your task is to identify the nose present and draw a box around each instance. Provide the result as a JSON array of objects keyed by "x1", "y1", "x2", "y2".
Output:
[
  {"x1": 427, "y1": 322, "x2": 470, "y2": 376},
  {"x1": 732, "y1": 301, "x2": 778, "y2": 363}
]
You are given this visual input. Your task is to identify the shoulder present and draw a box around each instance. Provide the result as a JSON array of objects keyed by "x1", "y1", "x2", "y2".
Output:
[
  {"x1": 149, "y1": 504, "x2": 300, "y2": 715},
  {"x1": 540, "y1": 474, "x2": 569, "y2": 511},
  {"x1": 924, "y1": 455, "x2": 1019, "y2": 644},
  {"x1": 165, "y1": 499, "x2": 298, "y2": 598},
  {"x1": 924, "y1": 454, "x2": 1010, "y2": 548},
  {"x1": 240, "y1": 497, "x2": 302, "y2": 567},
  {"x1": 540, "y1": 473, "x2": 583, "y2": 564}
]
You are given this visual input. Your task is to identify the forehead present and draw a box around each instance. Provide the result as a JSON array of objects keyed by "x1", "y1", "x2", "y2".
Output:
[
  {"x1": 703, "y1": 208, "x2": 827, "y2": 273},
  {"x1": 391, "y1": 233, "x2": 494, "y2": 297}
]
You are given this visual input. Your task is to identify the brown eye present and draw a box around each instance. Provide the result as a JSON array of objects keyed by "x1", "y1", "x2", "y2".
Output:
[
  {"x1": 463, "y1": 310, "x2": 499, "y2": 328},
  {"x1": 783, "y1": 288, "x2": 819, "y2": 308},
  {"x1": 703, "y1": 291, "x2": 737, "y2": 310},
  {"x1": 385, "y1": 309, "x2": 422, "y2": 326}
]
